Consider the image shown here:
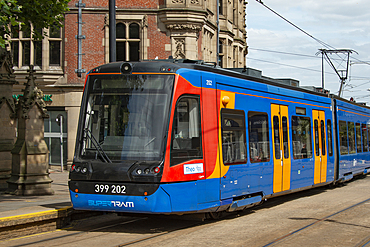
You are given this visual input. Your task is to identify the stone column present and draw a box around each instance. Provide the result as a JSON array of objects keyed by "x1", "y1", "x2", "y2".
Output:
[
  {"x1": 159, "y1": 0, "x2": 206, "y2": 60},
  {"x1": 0, "y1": 48, "x2": 17, "y2": 190},
  {"x1": 7, "y1": 65, "x2": 53, "y2": 196}
]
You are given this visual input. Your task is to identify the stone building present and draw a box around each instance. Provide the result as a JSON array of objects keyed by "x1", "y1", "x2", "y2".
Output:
[{"x1": 9, "y1": 0, "x2": 247, "y2": 167}]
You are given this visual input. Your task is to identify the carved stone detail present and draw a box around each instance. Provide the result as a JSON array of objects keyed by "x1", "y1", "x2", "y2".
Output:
[
  {"x1": 143, "y1": 15, "x2": 148, "y2": 28},
  {"x1": 172, "y1": 0, "x2": 184, "y2": 3},
  {"x1": 174, "y1": 39, "x2": 186, "y2": 59},
  {"x1": 191, "y1": 0, "x2": 200, "y2": 4},
  {"x1": 166, "y1": 24, "x2": 202, "y2": 32},
  {"x1": 17, "y1": 65, "x2": 49, "y2": 119}
]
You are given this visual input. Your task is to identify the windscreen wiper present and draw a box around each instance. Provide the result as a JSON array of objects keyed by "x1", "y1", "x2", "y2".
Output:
[{"x1": 84, "y1": 128, "x2": 112, "y2": 163}]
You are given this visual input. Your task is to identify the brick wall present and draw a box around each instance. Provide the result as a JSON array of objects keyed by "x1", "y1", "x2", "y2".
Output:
[
  {"x1": 65, "y1": 12, "x2": 106, "y2": 84},
  {"x1": 65, "y1": 0, "x2": 167, "y2": 84},
  {"x1": 147, "y1": 15, "x2": 171, "y2": 59},
  {"x1": 68, "y1": 0, "x2": 159, "y2": 8}
]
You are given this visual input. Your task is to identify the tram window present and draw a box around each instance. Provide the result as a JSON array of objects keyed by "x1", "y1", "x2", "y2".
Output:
[
  {"x1": 321, "y1": 120, "x2": 326, "y2": 156},
  {"x1": 348, "y1": 122, "x2": 356, "y2": 154},
  {"x1": 327, "y1": 120, "x2": 333, "y2": 156},
  {"x1": 339, "y1": 121, "x2": 348, "y2": 155},
  {"x1": 273, "y1": 116, "x2": 281, "y2": 160},
  {"x1": 292, "y1": 116, "x2": 312, "y2": 159},
  {"x1": 221, "y1": 109, "x2": 246, "y2": 165},
  {"x1": 368, "y1": 124, "x2": 370, "y2": 152},
  {"x1": 248, "y1": 112, "x2": 270, "y2": 163},
  {"x1": 170, "y1": 97, "x2": 203, "y2": 166},
  {"x1": 282, "y1": 117, "x2": 289, "y2": 159},
  {"x1": 314, "y1": 120, "x2": 320, "y2": 156},
  {"x1": 363, "y1": 124, "x2": 368, "y2": 152},
  {"x1": 356, "y1": 123, "x2": 362, "y2": 153}
]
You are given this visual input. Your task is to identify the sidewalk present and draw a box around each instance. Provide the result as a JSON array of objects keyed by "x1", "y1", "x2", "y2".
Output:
[
  {"x1": 0, "y1": 168, "x2": 72, "y2": 219},
  {"x1": 0, "y1": 168, "x2": 107, "y2": 240},
  {"x1": 0, "y1": 168, "x2": 82, "y2": 240}
]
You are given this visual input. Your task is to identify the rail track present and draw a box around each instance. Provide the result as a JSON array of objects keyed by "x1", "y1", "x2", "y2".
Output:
[{"x1": 1, "y1": 176, "x2": 370, "y2": 247}]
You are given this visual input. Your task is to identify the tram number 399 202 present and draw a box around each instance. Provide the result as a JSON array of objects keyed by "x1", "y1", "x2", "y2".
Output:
[{"x1": 94, "y1": 184, "x2": 127, "y2": 194}]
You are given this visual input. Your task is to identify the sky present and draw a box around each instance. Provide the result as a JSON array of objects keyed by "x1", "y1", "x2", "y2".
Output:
[{"x1": 246, "y1": 0, "x2": 370, "y2": 104}]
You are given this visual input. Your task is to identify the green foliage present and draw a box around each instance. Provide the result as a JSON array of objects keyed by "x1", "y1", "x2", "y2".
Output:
[{"x1": 0, "y1": 0, "x2": 70, "y2": 48}]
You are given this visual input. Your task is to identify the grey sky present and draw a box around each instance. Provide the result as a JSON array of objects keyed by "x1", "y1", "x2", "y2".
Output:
[{"x1": 246, "y1": 0, "x2": 370, "y2": 103}]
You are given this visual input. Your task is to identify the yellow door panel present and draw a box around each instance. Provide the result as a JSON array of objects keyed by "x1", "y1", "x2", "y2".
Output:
[
  {"x1": 319, "y1": 111, "x2": 327, "y2": 183},
  {"x1": 313, "y1": 110, "x2": 327, "y2": 184},
  {"x1": 280, "y1": 105, "x2": 291, "y2": 191},
  {"x1": 271, "y1": 104, "x2": 291, "y2": 193}
]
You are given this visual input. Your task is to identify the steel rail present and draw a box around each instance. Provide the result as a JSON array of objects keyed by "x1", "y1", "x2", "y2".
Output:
[{"x1": 263, "y1": 197, "x2": 370, "y2": 247}]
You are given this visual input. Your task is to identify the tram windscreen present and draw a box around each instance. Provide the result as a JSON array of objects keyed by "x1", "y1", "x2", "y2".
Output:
[{"x1": 80, "y1": 74, "x2": 174, "y2": 161}]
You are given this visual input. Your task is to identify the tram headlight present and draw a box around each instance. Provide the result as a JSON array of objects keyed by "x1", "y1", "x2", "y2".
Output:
[
  {"x1": 75, "y1": 166, "x2": 81, "y2": 172},
  {"x1": 136, "y1": 169, "x2": 142, "y2": 175},
  {"x1": 144, "y1": 168, "x2": 150, "y2": 174},
  {"x1": 81, "y1": 167, "x2": 88, "y2": 173}
]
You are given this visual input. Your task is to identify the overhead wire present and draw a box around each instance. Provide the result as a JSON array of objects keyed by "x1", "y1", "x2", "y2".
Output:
[
  {"x1": 254, "y1": 0, "x2": 370, "y2": 67},
  {"x1": 255, "y1": 0, "x2": 334, "y2": 50},
  {"x1": 247, "y1": 57, "x2": 337, "y2": 75},
  {"x1": 248, "y1": 48, "x2": 370, "y2": 80},
  {"x1": 253, "y1": 0, "x2": 370, "y2": 96}
]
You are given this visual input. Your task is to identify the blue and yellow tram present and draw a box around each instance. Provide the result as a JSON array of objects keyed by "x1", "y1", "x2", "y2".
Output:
[{"x1": 69, "y1": 60, "x2": 370, "y2": 214}]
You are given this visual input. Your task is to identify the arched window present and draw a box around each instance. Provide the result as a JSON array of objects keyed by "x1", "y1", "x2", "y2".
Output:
[
  {"x1": 116, "y1": 23, "x2": 126, "y2": 39},
  {"x1": 116, "y1": 22, "x2": 140, "y2": 61},
  {"x1": 129, "y1": 23, "x2": 139, "y2": 39}
]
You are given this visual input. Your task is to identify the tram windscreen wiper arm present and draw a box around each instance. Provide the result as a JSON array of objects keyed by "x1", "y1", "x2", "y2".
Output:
[{"x1": 84, "y1": 128, "x2": 112, "y2": 163}]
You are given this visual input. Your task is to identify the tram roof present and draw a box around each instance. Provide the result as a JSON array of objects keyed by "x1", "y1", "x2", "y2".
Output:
[{"x1": 87, "y1": 59, "x2": 368, "y2": 109}]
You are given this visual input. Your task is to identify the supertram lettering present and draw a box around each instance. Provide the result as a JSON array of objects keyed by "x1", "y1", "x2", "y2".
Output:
[
  {"x1": 88, "y1": 200, "x2": 135, "y2": 208},
  {"x1": 88, "y1": 200, "x2": 112, "y2": 207},
  {"x1": 111, "y1": 201, "x2": 135, "y2": 208}
]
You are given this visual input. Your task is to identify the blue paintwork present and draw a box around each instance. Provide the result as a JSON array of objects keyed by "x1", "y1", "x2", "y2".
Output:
[
  {"x1": 70, "y1": 178, "x2": 222, "y2": 214},
  {"x1": 71, "y1": 67, "x2": 370, "y2": 214},
  {"x1": 206, "y1": 72, "x2": 334, "y2": 201},
  {"x1": 335, "y1": 99, "x2": 370, "y2": 180}
]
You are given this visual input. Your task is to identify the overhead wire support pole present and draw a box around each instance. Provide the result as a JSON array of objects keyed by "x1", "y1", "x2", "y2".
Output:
[
  {"x1": 321, "y1": 52, "x2": 324, "y2": 90},
  {"x1": 316, "y1": 49, "x2": 358, "y2": 97}
]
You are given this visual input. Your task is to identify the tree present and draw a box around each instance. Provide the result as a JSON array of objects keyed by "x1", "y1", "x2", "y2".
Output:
[{"x1": 0, "y1": 0, "x2": 70, "y2": 48}]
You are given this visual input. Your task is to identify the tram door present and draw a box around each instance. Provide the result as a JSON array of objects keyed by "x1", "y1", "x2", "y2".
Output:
[
  {"x1": 312, "y1": 110, "x2": 327, "y2": 184},
  {"x1": 271, "y1": 104, "x2": 291, "y2": 193}
]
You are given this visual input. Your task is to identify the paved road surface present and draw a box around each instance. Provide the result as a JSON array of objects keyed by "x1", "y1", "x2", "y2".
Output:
[{"x1": 1, "y1": 175, "x2": 370, "y2": 247}]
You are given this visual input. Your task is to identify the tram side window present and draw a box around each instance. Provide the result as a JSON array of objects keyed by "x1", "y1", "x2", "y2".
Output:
[
  {"x1": 339, "y1": 121, "x2": 348, "y2": 155},
  {"x1": 321, "y1": 120, "x2": 326, "y2": 156},
  {"x1": 314, "y1": 120, "x2": 320, "y2": 156},
  {"x1": 170, "y1": 97, "x2": 202, "y2": 166},
  {"x1": 273, "y1": 116, "x2": 280, "y2": 159},
  {"x1": 292, "y1": 116, "x2": 312, "y2": 159},
  {"x1": 356, "y1": 123, "x2": 362, "y2": 153},
  {"x1": 221, "y1": 109, "x2": 247, "y2": 165},
  {"x1": 282, "y1": 117, "x2": 289, "y2": 159},
  {"x1": 248, "y1": 112, "x2": 270, "y2": 163},
  {"x1": 368, "y1": 124, "x2": 370, "y2": 152},
  {"x1": 348, "y1": 122, "x2": 356, "y2": 154},
  {"x1": 327, "y1": 120, "x2": 333, "y2": 156},
  {"x1": 363, "y1": 124, "x2": 369, "y2": 152}
]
